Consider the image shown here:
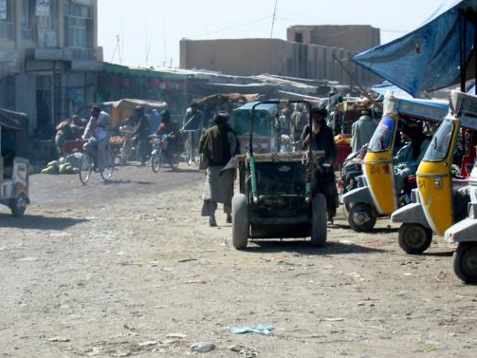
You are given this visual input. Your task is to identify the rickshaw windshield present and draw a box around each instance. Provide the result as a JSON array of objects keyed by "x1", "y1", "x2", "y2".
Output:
[
  {"x1": 423, "y1": 119, "x2": 454, "y2": 162},
  {"x1": 368, "y1": 116, "x2": 396, "y2": 153}
]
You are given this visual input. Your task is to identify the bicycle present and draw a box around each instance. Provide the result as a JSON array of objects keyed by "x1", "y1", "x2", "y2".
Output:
[{"x1": 79, "y1": 142, "x2": 116, "y2": 185}]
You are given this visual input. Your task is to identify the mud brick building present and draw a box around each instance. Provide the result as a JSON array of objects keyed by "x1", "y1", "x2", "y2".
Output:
[{"x1": 180, "y1": 25, "x2": 380, "y2": 86}]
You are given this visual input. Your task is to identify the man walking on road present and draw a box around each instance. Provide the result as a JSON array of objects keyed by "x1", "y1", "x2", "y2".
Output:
[
  {"x1": 132, "y1": 106, "x2": 151, "y2": 165},
  {"x1": 351, "y1": 108, "x2": 378, "y2": 153},
  {"x1": 199, "y1": 113, "x2": 240, "y2": 227},
  {"x1": 302, "y1": 107, "x2": 338, "y2": 222},
  {"x1": 184, "y1": 102, "x2": 205, "y2": 165}
]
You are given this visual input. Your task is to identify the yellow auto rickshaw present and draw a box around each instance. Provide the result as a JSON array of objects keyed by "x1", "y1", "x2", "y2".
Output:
[
  {"x1": 0, "y1": 108, "x2": 30, "y2": 217},
  {"x1": 343, "y1": 94, "x2": 448, "y2": 232},
  {"x1": 392, "y1": 91, "x2": 477, "y2": 254}
]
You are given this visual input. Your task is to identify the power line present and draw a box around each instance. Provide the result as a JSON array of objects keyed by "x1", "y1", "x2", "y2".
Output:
[{"x1": 270, "y1": 0, "x2": 279, "y2": 38}]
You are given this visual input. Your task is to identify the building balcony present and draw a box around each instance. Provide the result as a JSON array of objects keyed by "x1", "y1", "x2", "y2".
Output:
[{"x1": 33, "y1": 47, "x2": 99, "y2": 62}]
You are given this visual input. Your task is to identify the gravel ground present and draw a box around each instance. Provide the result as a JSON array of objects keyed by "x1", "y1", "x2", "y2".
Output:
[{"x1": 0, "y1": 165, "x2": 476, "y2": 357}]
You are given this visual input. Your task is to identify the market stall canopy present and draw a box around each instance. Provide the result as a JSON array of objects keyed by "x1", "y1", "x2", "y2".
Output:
[
  {"x1": 353, "y1": 0, "x2": 477, "y2": 97},
  {"x1": 195, "y1": 93, "x2": 260, "y2": 109},
  {"x1": 105, "y1": 99, "x2": 167, "y2": 128},
  {"x1": 0, "y1": 108, "x2": 27, "y2": 131}
]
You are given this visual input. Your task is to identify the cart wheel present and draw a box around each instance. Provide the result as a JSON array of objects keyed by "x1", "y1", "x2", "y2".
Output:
[
  {"x1": 151, "y1": 152, "x2": 162, "y2": 173},
  {"x1": 347, "y1": 203, "x2": 377, "y2": 232},
  {"x1": 232, "y1": 194, "x2": 249, "y2": 250},
  {"x1": 9, "y1": 194, "x2": 28, "y2": 217},
  {"x1": 79, "y1": 154, "x2": 93, "y2": 185},
  {"x1": 311, "y1": 194, "x2": 328, "y2": 247},
  {"x1": 454, "y1": 242, "x2": 477, "y2": 284},
  {"x1": 398, "y1": 223, "x2": 433, "y2": 255}
]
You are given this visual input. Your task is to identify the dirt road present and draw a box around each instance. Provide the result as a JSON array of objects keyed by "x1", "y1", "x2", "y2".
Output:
[{"x1": 0, "y1": 166, "x2": 476, "y2": 357}]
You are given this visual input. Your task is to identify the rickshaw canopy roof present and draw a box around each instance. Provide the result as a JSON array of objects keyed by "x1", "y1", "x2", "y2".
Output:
[
  {"x1": 450, "y1": 91, "x2": 477, "y2": 130},
  {"x1": 353, "y1": 0, "x2": 477, "y2": 97},
  {"x1": 232, "y1": 101, "x2": 278, "y2": 137},
  {"x1": 386, "y1": 95, "x2": 449, "y2": 122},
  {"x1": 0, "y1": 108, "x2": 27, "y2": 131}
]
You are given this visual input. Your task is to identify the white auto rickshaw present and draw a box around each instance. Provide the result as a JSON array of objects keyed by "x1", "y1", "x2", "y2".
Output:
[{"x1": 0, "y1": 109, "x2": 30, "y2": 216}]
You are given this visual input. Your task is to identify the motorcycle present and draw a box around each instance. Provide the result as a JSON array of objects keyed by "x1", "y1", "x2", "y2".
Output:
[
  {"x1": 150, "y1": 131, "x2": 185, "y2": 172},
  {"x1": 339, "y1": 145, "x2": 367, "y2": 196}
]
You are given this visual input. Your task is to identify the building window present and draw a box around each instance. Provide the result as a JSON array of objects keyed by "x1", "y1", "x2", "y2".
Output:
[
  {"x1": 65, "y1": 0, "x2": 93, "y2": 49},
  {"x1": 36, "y1": 0, "x2": 59, "y2": 48},
  {"x1": 0, "y1": 0, "x2": 14, "y2": 40},
  {"x1": 295, "y1": 33, "x2": 303, "y2": 43},
  {"x1": 21, "y1": 0, "x2": 35, "y2": 40}
]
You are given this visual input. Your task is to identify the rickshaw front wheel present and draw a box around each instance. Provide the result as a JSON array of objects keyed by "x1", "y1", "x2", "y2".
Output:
[
  {"x1": 347, "y1": 203, "x2": 377, "y2": 233},
  {"x1": 398, "y1": 223, "x2": 433, "y2": 255},
  {"x1": 454, "y1": 242, "x2": 477, "y2": 284},
  {"x1": 10, "y1": 194, "x2": 28, "y2": 217}
]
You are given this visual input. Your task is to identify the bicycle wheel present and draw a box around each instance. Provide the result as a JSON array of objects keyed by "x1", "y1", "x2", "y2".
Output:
[
  {"x1": 79, "y1": 154, "x2": 93, "y2": 185},
  {"x1": 184, "y1": 133, "x2": 192, "y2": 164},
  {"x1": 100, "y1": 151, "x2": 115, "y2": 182}
]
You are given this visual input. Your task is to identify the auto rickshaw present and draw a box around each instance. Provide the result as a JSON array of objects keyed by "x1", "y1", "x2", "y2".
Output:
[
  {"x1": 392, "y1": 91, "x2": 477, "y2": 255},
  {"x1": 0, "y1": 109, "x2": 30, "y2": 217},
  {"x1": 342, "y1": 94, "x2": 448, "y2": 232},
  {"x1": 442, "y1": 94, "x2": 477, "y2": 283},
  {"x1": 231, "y1": 100, "x2": 334, "y2": 250},
  {"x1": 446, "y1": 162, "x2": 477, "y2": 283}
]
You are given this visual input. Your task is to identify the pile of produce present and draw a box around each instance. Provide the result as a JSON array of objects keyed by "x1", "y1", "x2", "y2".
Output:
[{"x1": 41, "y1": 153, "x2": 83, "y2": 175}]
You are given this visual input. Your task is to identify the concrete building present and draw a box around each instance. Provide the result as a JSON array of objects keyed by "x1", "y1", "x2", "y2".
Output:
[
  {"x1": 287, "y1": 25, "x2": 380, "y2": 53},
  {"x1": 0, "y1": 0, "x2": 102, "y2": 137},
  {"x1": 180, "y1": 37, "x2": 374, "y2": 85}
]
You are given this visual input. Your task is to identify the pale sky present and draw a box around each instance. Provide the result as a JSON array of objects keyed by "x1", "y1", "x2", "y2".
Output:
[{"x1": 98, "y1": 0, "x2": 444, "y2": 68}]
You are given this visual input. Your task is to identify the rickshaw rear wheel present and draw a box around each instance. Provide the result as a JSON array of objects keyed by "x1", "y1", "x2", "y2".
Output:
[
  {"x1": 398, "y1": 223, "x2": 433, "y2": 255},
  {"x1": 347, "y1": 203, "x2": 377, "y2": 232},
  {"x1": 311, "y1": 194, "x2": 328, "y2": 247},
  {"x1": 9, "y1": 194, "x2": 28, "y2": 217},
  {"x1": 454, "y1": 242, "x2": 477, "y2": 284},
  {"x1": 232, "y1": 194, "x2": 249, "y2": 250}
]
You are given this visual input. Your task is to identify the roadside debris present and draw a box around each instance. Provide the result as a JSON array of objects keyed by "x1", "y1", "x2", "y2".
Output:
[
  {"x1": 48, "y1": 337, "x2": 71, "y2": 343},
  {"x1": 229, "y1": 324, "x2": 273, "y2": 336},
  {"x1": 191, "y1": 342, "x2": 216, "y2": 353}
]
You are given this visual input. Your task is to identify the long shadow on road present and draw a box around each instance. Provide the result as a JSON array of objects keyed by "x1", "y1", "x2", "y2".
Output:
[
  {"x1": 247, "y1": 240, "x2": 386, "y2": 256},
  {"x1": 332, "y1": 224, "x2": 399, "y2": 235},
  {"x1": 0, "y1": 214, "x2": 88, "y2": 231}
]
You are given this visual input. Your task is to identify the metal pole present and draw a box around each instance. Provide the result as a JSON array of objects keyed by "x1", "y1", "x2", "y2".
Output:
[
  {"x1": 474, "y1": 12, "x2": 477, "y2": 95},
  {"x1": 459, "y1": 10, "x2": 467, "y2": 92}
]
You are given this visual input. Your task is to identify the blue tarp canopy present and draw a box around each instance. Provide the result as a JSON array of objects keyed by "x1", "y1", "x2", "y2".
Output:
[
  {"x1": 353, "y1": 0, "x2": 477, "y2": 97},
  {"x1": 371, "y1": 82, "x2": 413, "y2": 99}
]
